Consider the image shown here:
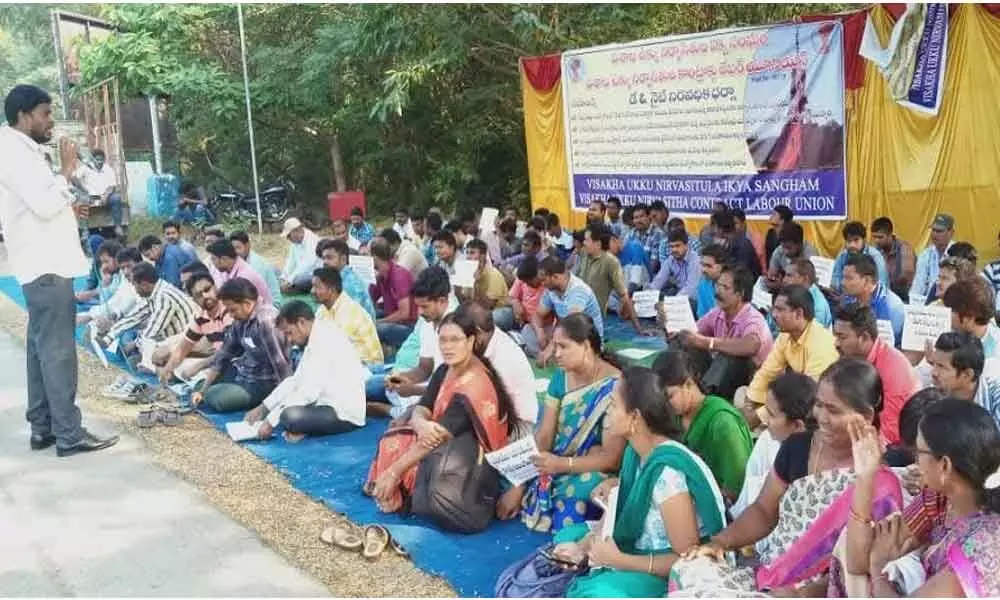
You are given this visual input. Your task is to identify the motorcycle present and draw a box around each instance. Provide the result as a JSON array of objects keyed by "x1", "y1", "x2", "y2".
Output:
[{"x1": 210, "y1": 178, "x2": 294, "y2": 224}]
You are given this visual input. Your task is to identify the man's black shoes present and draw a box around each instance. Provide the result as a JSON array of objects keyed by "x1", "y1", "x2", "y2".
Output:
[
  {"x1": 29, "y1": 433, "x2": 56, "y2": 451},
  {"x1": 55, "y1": 430, "x2": 120, "y2": 457}
]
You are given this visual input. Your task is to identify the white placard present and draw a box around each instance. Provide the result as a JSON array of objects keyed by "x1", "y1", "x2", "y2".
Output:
[
  {"x1": 226, "y1": 420, "x2": 263, "y2": 442},
  {"x1": 877, "y1": 320, "x2": 895, "y2": 347},
  {"x1": 662, "y1": 295, "x2": 697, "y2": 333},
  {"x1": 349, "y1": 255, "x2": 376, "y2": 285},
  {"x1": 901, "y1": 305, "x2": 951, "y2": 352},
  {"x1": 751, "y1": 277, "x2": 773, "y2": 310},
  {"x1": 810, "y1": 256, "x2": 835, "y2": 289},
  {"x1": 484, "y1": 436, "x2": 540, "y2": 487},
  {"x1": 88, "y1": 323, "x2": 109, "y2": 368},
  {"x1": 908, "y1": 293, "x2": 927, "y2": 307},
  {"x1": 600, "y1": 486, "x2": 619, "y2": 541},
  {"x1": 478, "y1": 207, "x2": 499, "y2": 234},
  {"x1": 347, "y1": 235, "x2": 361, "y2": 252},
  {"x1": 137, "y1": 337, "x2": 157, "y2": 373},
  {"x1": 453, "y1": 258, "x2": 477, "y2": 288},
  {"x1": 631, "y1": 290, "x2": 659, "y2": 319},
  {"x1": 515, "y1": 220, "x2": 527, "y2": 239},
  {"x1": 616, "y1": 348, "x2": 658, "y2": 361}
]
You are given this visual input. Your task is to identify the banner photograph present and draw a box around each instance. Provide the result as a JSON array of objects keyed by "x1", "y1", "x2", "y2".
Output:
[{"x1": 562, "y1": 21, "x2": 847, "y2": 220}]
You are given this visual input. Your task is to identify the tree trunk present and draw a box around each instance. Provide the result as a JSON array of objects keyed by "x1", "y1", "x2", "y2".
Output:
[{"x1": 330, "y1": 135, "x2": 347, "y2": 192}]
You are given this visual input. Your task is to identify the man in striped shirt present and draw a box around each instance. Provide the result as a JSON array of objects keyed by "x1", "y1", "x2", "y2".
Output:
[
  {"x1": 104, "y1": 262, "x2": 198, "y2": 357},
  {"x1": 155, "y1": 272, "x2": 233, "y2": 384}
]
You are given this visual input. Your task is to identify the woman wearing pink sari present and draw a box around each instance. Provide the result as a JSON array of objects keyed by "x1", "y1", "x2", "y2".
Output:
[
  {"x1": 669, "y1": 358, "x2": 904, "y2": 596},
  {"x1": 834, "y1": 398, "x2": 1000, "y2": 597}
]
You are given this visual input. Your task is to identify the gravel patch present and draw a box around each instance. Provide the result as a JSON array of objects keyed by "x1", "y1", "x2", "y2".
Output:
[{"x1": 0, "y1": 277, "x2": 454, "y2": 597}]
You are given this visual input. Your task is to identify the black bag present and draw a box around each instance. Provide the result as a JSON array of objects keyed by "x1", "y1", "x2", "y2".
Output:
[{"x1": 411, "y1": 430, "x2": 501, "y2": 533}]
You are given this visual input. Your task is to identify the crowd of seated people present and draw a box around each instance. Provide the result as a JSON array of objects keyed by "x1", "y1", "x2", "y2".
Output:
[{"x1": 75, "y1": 202, "x2": 1000, "y2": 596}]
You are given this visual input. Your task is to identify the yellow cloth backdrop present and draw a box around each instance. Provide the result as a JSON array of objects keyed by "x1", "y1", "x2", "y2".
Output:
[{"x1": 521, "y1": 5, "x2": 1000, "y2": 262}]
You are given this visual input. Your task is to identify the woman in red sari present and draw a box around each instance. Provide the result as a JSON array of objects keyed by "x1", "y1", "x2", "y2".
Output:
[{"x1": 366, "y1": 310, "x2": 517, "y2": 513}]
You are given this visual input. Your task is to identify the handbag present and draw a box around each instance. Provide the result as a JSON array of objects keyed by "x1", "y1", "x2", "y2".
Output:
[
  {"x1": 411, "y1": 430, "x2": 501, "y2": 533},
  {"x1": 495, "y1": 543, "x2": 583, "y2": 598}
]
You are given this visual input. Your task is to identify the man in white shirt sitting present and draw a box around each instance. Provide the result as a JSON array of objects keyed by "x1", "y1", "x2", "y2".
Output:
[
  {"x1": 77, "y1": 242, "x2": 138, "y2": 328},
  {"x1": 244, "y1": 300, "x2": 367, "y2": 442},
  {"x1": 75, "y1": 148, "x2": 123, "y2": 234},
  {"x1": 279, "y1": 217, "x2": 321, "y2": 294},
  {"x1": 457, "y1": 301, "x2": 538, "y2": 434}
]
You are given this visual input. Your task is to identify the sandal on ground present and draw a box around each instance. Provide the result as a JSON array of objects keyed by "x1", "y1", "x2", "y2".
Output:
[
  {"x1": 124, "y1": 383, "x2": 156, "y2": 405},
  {"x1": 136, "y1": 407, "x2": 160, "y2": 428},
  {"x1": 362, "y1": 524, "x2": 390, "y2": 560},
  {"x1": 390, "y1": 536, "x2": 409, "y2": 558},
  {"x1": 320, "y1": 521, "x2": 364, "y2": 551},
  {"x1": 159, "y1": 406, "x2": 182, "y2": 426},
  {"x1": 136, "y1": 406, "x2": 182, "y2": 428}
]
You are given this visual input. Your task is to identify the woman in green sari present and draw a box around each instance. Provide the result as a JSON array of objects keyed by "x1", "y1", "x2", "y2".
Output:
[
  {"x1": 506, "y1": 313, "x2": 624, "y2": 533},
  {"x1": 653, "y1": 349, "x2": 753, "y2": 502},
  {"x1": 545, "y1": 366, "x2": 728, "y2": 598}
]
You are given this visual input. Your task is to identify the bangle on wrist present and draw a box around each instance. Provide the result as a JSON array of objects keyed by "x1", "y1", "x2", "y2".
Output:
[
  {"x1": 567, "y1": 456, "x2": 575, "y2": 471},
  {"x1": 709, "y1": 337, "x2": 716, "y2": 351},
  {"x1": 849, "y1": 506, "x2": 874, "y2": 527}
]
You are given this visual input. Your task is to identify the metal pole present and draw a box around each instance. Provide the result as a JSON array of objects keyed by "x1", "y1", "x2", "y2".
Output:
[
  {"x1": 50, "y1": 11, "x2": 69, "y2": 119},
  {"x1": 148, "y1": 95, "x2": 163, "y2": 174},
  {"x1": 237, "y1": 3, "x2": 263, "y2": 235}
]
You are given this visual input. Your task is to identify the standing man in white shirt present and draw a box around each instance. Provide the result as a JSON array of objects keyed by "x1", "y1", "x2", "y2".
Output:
[
  {"x1": 0, "y1": 85, "x2": 119, "y2": 456},
  {"x1": 244, "y1": 300, "x2": 367, "y2": 442}
]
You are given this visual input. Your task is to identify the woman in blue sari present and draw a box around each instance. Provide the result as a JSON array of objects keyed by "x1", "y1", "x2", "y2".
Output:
[{"x1": 502, "y1": 313, "x2": 625, "y2": 533}]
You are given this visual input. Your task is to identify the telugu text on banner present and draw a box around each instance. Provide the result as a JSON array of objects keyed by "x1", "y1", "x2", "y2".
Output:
[{"x1": 562, "y1": 21, "x2": 847, "y2": 220}]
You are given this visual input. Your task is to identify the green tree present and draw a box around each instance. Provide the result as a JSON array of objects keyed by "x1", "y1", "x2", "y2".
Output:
[{"x1": 76, "y1": 3, "x2": 849, "y2": 219}]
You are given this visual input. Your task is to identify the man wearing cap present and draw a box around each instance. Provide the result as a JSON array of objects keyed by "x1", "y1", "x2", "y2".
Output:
[
  {"x1": 279, "y1": 217, "x2": 321, "y2": 294},
  {"x1": 911, "y1": 214, "x2": 956, "y2": 301}
]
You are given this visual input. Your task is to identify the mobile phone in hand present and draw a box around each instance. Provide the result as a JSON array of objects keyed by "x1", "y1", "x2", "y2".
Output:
[{"x1": 540, "y1": 548, "x2": 585, "y2": 569}]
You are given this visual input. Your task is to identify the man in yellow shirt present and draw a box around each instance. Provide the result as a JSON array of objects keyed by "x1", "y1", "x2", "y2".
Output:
[
  {"x1": 743, "y1": 284, "x2": 838, "y2": 429},
  {"x1": 312, "y1": 267, "x2": 384, "y2": 365},
  {"x1": 465, "y1": 239, "x2": 509, "y2": 310}
]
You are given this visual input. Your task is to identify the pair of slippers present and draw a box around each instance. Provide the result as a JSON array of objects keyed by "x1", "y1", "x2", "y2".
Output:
[
  {"x1": 137, "y1": 405, "x2": 183, "y2": 428},
  {"x1": 319, "y1": 519, "x2": 408, "y2": 560}
]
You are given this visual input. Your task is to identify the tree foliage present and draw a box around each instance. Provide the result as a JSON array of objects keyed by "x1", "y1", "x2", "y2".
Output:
[{"x1": 74, "y1": 3, "x2": 849, "y2": 217}]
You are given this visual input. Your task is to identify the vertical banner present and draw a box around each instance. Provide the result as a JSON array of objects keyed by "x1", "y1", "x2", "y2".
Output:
[
  {"x1": 860, "y1": 3, "x2": 949, "y2": 116},
  {"x1": 562, "y1": 22, "x2": 847, "y2": 220}
]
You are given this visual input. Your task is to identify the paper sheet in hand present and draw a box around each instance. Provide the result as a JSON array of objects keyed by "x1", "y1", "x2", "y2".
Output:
[
  {"x1": 908, "y1": 293, "x2": 927, "y2": 307},
  {"x1": 349, "y1": 255, "x2": 376, "y2": 285},
  {"x1": 137, "y1": 338, "x2": 157, "y2": 373},
  {"x1": 877, "y1": 320, "x2": 895, "y2": 347},
  {"x1": 601, "y1": 486, "x2": 619, "y2": 541},
  {"x1": 88, "y1": 323, "x2": 109, "y2": 368},
  {"x1": 225, "y1": 420, "x2": 262, "y2": 442},
  {"x1": 347, "y1": 236, "x2": 361, "y2": 252},
  {"x1": 751, "y1": 277, "x2": 772, "y2": 310},
  {"x1": 453, "y1": 259, "x2": 477, "y2": 288},
  {"x1": 809, "y1": 256, "x2": 835, "y2": 288},
  {"x1": 631, "y1": 290, "x2": 659, "y2": 319},
  {"x1": 534, "y1": 378, "x2": 550, "y2": 393},
  {"x1": 478, "y1": 207, "x2": 499, "y2": 234},
  {"x1": 901, "y1": 304, "x2": 950, "y2": 351},
  {"x1": 661, "y1": 295, "x2": 696, "y2": 333},
  {"x1": 484, "y1": 436, "x2": 540, "y2": 486}
]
